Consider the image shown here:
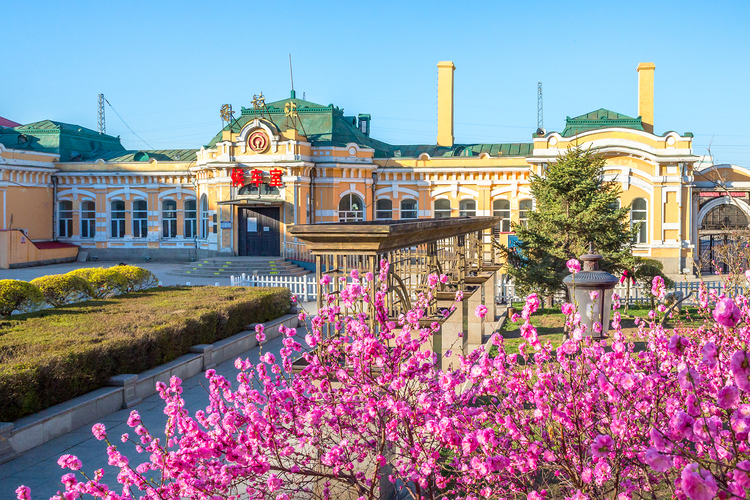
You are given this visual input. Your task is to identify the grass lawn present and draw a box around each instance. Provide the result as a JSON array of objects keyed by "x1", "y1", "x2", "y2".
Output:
[
  {"x1": 497, "y1": 302, "x2": 709, "y2": 354},
  {"x1": 0, "y1": 286, "x2": 290, "y2": 421}
]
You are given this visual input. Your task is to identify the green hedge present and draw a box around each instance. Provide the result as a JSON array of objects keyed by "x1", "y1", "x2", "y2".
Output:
[
  {"x1": 0, "y1": 280, "x2": 43, "y2": 318},
  {"x1": 29, "y1": 274, "x2": 93, "y2": 307},
  {"x1": 67, "y1": 268, "x2": 129, "y2": 298},
  {"x1": 110, "y1": 265, "x2": 158, "y2": 291},
  {"x1": 0, "y1": 286, "x2": 290, "y2": 421}
]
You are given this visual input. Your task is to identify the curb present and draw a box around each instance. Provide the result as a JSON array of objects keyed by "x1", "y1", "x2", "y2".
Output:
[{"x1": 0, "y1": 313, "x2": 299, "y2": 464}]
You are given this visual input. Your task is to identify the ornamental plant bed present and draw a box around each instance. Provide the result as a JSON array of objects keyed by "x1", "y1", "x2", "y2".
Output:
[{"x1": 0, "y1": 286, "x2": 290, "y2": 422}]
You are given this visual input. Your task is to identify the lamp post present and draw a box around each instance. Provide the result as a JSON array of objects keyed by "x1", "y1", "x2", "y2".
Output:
[{"x1": 562, "y1": 243, "x2": 618, "y2": 339}]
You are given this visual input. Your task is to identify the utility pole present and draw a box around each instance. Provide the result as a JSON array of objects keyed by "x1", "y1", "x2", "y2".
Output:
[
  {"x1": 537, "y1": 82, "x2": 543, "y2": 133},
  {"x1": 97, "y1": 94, "x2": 106, "y2": 134}
]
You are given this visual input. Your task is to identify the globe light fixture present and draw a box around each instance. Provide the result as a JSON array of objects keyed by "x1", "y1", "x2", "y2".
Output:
[{"x1": 562, "y1": 243, "x2": 618, "y2": 339}]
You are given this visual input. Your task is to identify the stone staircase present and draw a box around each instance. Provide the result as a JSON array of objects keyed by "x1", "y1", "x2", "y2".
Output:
[{"x1": 166, "y1": 257, "x2": 311, "y2": 278}]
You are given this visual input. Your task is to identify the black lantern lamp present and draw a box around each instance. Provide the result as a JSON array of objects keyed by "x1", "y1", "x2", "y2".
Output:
[{"x1": 562, "y1": 243, "x2": 618, "y2": 339}]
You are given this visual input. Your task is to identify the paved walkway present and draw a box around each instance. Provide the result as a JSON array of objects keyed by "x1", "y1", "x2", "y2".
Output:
[
  {"x1": 0, "y1": 305, "x2": 317, "y2": 500},
  {"x1": 0, "y1": 261, "x2": 233, "y2": 287}
]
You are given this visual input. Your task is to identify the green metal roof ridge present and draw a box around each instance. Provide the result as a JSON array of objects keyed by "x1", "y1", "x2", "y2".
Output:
[{"x1": 558, "y1": 108, "x2": 645, "y2": 137}]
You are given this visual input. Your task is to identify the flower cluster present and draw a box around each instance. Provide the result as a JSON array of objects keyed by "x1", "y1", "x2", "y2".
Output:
[{"x1": 16, "y1": 262, "x2": 750, "y2": 500}]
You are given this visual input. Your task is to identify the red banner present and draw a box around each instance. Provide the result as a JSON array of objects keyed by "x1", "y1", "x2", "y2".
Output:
[{"x1": 699, "y1": 191, "x2": 745, "y2": 198}]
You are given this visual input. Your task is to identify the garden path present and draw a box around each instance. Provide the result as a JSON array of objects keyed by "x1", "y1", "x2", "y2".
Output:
[{"x1": 0, "y1": 302, "x2": 317, "y2": 500}]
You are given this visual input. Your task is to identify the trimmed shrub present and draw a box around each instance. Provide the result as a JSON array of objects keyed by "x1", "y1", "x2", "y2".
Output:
[
  {"x1": 0, "y1": 286, "x2": 290, "y2": 421},
  {"x1": 0, "y1": 280, "x2": 43, "y2": 318},
  {"x1": 29, "y1": 274, "x2": 93, "y2": 307},
  {"x1": 67, "y1": 268, "x2": 129, "y2": 298},
  {"x1": 110, "y1": 265, "x2": 158, "y2": 291}
]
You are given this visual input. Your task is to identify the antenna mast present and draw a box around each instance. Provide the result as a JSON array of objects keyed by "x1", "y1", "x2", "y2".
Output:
[
  {"x1": 97, "y1": 93, "x2": 106, "y2": 134},
  {"x1": 289, "y1": 54, "x2": 296, "y2": 98},
  {"x1": 537, "y1": 82, "x2": 543, "y2": 132}
]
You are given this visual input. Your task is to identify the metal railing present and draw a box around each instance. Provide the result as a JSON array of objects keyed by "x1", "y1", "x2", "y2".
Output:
[
  {"x1": 496, "y1": 276, "x2": 744, "y2": 307},
  {"x1": 283, "y1": 241, "x2": 313, "y2": 262}
]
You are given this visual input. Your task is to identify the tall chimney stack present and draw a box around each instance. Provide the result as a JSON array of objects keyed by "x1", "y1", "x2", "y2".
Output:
[
  {"x1": 437, "y1": 61, "x2": 455, "y2": 147},
  {"x1": 637, "y1": 62, "x2": 655, "y2": 134}
]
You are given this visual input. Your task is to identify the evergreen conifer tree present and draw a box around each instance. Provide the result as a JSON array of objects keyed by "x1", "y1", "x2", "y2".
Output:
[{"x1": 497, "y1": 146, "x2": 634, "y2": 299}]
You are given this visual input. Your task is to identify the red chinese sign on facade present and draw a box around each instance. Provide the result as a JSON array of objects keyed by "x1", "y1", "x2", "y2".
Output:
[
  {"x1": 230, "y1": 168, "x2": 244, "y2": 187},
  {"x1": 232, "y1": 168, "x2": 284, "y2": 189},
  {"x1": 269, "y1": 168, "x2": 283, "y2": 187},
  {"x1": 699, "y1": 191, "x2": 746, "y2": 198}
]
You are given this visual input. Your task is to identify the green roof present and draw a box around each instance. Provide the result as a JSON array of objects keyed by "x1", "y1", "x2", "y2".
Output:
[
  {"x1": 0, "y1": 120, "x2": 125, "y2": 161},
  {"x1": 387, "y1": 143, "x2": 533, "y2": 158},
  {"x1": 89, "y1": 149, "x2": 197, "y2": 162},
  {"x1": 205, "y1": 95, "x2": 395, "y2": 156},
  {"x1": 205, "y1": 93, "x2": 533, "y2": 160},
  {"x1": 560, "y1": 108, "x2": 645, "y2": 137}
]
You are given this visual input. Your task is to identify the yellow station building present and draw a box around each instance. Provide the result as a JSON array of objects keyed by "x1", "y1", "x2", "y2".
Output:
[{"x1": 2, "y1": 61, "x2": 748, "y2": 274}]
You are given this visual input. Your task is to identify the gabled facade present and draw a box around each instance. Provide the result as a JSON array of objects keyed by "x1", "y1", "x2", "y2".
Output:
[{"x1": 2, "y1": 61, "x2": 744, "y2": 275}]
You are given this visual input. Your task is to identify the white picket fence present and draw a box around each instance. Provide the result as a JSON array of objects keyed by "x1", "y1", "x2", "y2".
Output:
[
  {"x1": 496, "y1": 275, "x2": 742, "y2": 306},
  {"x1": 230, "y1": 273, "x2": 317, "y2": 302}
]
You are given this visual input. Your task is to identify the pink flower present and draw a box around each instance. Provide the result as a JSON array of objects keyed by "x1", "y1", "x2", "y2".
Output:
[
  {"x1": 455, "y1": 290, "x2": 464, "y2": 302},
  {"x1": 15, "y1": 486, "x2": 30, "y2": 500},
  {"x1": 668, "y1": 335, "x2": 689, "y2": 356},
  {"x1": 745, "y1": 269, "x2": 750, "y2": 282},
  {"x1": 350, "y1": 269, "x2": 359, "y2": 280},
  {"x1": 713, "y1": 297, "x2": 741, "y2": 327},
  {"x1": 57, "y1": 454, "x2": 82, "y2": 471},
  {"x1": 439, "y1": 274, "x2": 449, "y2": 284},
  {"x1": 590, "y1": 434, "x2": 614, "y2": 457},
  {"x1": 645, "y1": 448, "x2": 672, "y2": 472},
  {"x1": 731, "y1": 350, "x2": 750, "y2": 392},
  {"x1": 733, "y1": 460, "x2": 750, "y2": 489},
  {"x1": 427, "y1": 274, "x2": 440, "y2": 288},
  {"x1": 126, "y1": 410, "x2": 141, "y2": 427},
  {"x1": 91, "y1": 423, "x2": 106, "y2": 441},
  {"x1": 589, "y1": 290, "x2": 600, "y2": 302},
  {"x1": 567, "y1": 259, "x2": 581, "y2": 273},
  {"x1": 670, "y1": 411, "x2": 695, "y2": 440},
  {"x1": 681, "y1": 463, "x2": 718, "y2": 500},
  {"x1": 651, "y1": 276, "x2": 666, "y2": 300},
  {"x1": 261, "y1": 352, "x2": 276, "y2": 364},
  {"x1": 701, "y1": 342, "x2": 717, "y2": 368},
  {"x1": 475, "y1": 304, "x2": 488, "y2": 319},
  {"x1": 678, "y1": 367, "x2": 702, "y2": 391},
  {"x1": 255, "y1": 324, "x2": 266, "y2": 343},
  {"x1": 319, "y1": 275, "x2": 331, "y2": 286},
  {"x1": 561, "y1": 302, "x2": 575, "y2": 315},
  {"x1": 717, "y1": 385, "x2": 740, "y2": 409}
]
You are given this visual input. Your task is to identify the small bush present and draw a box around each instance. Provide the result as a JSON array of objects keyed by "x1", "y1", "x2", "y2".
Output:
[
  {"x1": 110, "y1": 265, "x2": 158, "y2": 291},
  {"x1": 0, "y1": 280, "x2": 43, "y2": 318},
  {"x1": 0, "y1": 286, "x2": 290, "y2": 421},
  {"x1": 29, "y1": 274, "x2": 93, "y2": 307},
  {"x1": 67, "y1": 268, "x2": 129, "y2": 298}
]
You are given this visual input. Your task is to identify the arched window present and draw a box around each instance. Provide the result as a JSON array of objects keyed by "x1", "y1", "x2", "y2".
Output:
[
  {"x1": 459, "y1": 199, "x2": 476, "y2": 217},
  {"x1": 59, "y1": 201, "x2": 73, "y2": 237},
  {"x1": 162, "y1": 200, "x2": 177, "y2": 238},
  {"x1": 493, "y1": 199, "x2": 511, "y2": 233},
  {"x1": 434, "y1": 199, "x2": 451, "y2": 218},
  {"x1": 631, "y1": 198, "x2": 648, "y2": 244},
  {"x1": 110, "y1": 200, "x2": 126, "y2": 238},
  {"x1": 238, "y1": 184, "x2": 280, "y2": 196},
  {"x1": 519, "y1": 199, "x2": 533, "y2": 228},
  {"x1": 401, "y1": 199, "x2": 418, "y2": 219},
  {"x1": 133, "y1": 200, "x2": 148, "y2": 238},
  {"x1": 80, "y1": 201, "x2": 96, "y2": 239},
  {"x1": 376, "y1": 199, "x2": 392, "y2": 220},
  {"x1": 338, "y1": 193, "x2": 364, "y2": 222},
  {"x1": 200, "y1": 195, "x2": 209, "y2": 238},
  {"x1": 184, "y1": 200, "x2": 197, "y2": 238},
  {"x1": 702, "y1": 203, "x2": 748, "y2": 230}
]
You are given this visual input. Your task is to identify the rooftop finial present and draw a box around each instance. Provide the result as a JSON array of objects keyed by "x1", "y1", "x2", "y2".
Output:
[{"x1": 289, "y1": 54, "x2": 296, "y2": 99}]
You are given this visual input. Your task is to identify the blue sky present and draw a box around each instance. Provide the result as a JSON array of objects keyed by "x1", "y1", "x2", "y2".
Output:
[{"x1": 4, "y1": 0, "x2": 750, "y2": 166}]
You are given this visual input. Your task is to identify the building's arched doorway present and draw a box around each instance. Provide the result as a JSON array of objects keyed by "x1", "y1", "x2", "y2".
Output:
[{"x1": 698, "y1": 202, "x2": 749, "y2": 274}]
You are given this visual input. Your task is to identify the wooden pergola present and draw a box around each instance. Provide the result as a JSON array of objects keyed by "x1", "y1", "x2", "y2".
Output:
[{"x1": 289, "y1": 217, "x2": 501, "y2": 324}]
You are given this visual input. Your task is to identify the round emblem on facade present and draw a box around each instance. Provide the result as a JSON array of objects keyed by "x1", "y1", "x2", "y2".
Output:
[{"x1": 248, "y1": 130, "x2": 270, "y2": 152}]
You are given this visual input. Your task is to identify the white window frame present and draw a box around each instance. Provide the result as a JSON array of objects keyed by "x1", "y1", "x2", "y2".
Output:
[
  {"x1": 132, "y1": 200, "x2": 148, "y2": 239},
  {"x1": 376, "y1": 199, "x2": 393, "y2": 220},
  {"x1": 400, "y1": 199, "x2": 418, "y2": 219},
  {"x1": 493, "y1": 199, "x2": 511, "y2": 233},
  {"x1": 162, "y1": 199, "x2": 178, "y2": 238},
  {"x1": 519, "y1": 199, "x2": 533, "y2": 228},
  {"x1": 631, "y1": 198, "x2": 648, "y2": 244},
  {"x1": 184, "y1": 199, "x2": 197, "y2": 238},
  {"x1": 110, "y1": 200, "x2": 126, "y2": 238},
  {"x1": 80, "y1": 200, "x2": 96, "y2": 239},
  {"x1": 59, "y1": 200, "x2": 74, "y2": 238},
  {"x1": 434, "y1": 199, "x2": 451, "y2": 218},
  {"x1": 459, "y1": 199, "x2": 477, "y2": 217}
]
